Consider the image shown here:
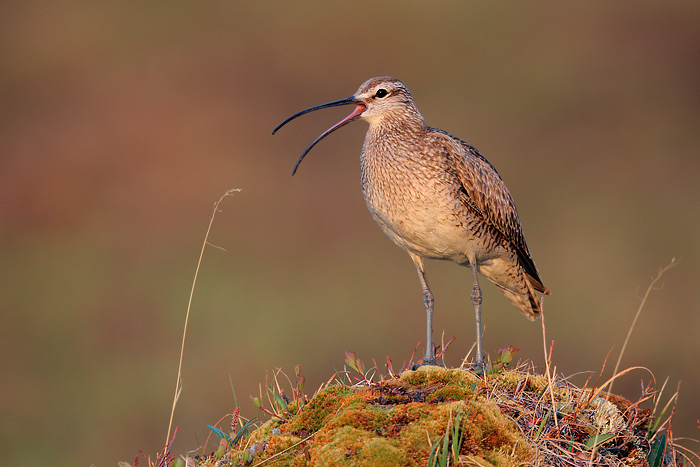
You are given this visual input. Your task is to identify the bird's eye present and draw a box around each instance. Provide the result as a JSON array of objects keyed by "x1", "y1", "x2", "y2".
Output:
[{"x1": 375, "y1": 89, "x2": 388, "y2": 98}]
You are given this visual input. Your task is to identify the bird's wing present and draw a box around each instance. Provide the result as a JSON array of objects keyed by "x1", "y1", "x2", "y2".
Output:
[{"x1": 429, "y1": 127, "x2": 547, "y2": 291}]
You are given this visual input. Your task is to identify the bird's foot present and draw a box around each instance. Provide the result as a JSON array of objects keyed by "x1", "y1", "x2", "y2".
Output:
[
  {"x1": 411, "y1": 358, "x2": 444, "y2": 370},
  {"x1": 467, "y1": 357, "x2": 486, "y2": 375}
]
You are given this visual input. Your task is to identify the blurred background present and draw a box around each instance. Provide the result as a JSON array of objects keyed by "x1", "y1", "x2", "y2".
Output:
[{"x1": 1, "y1": 1, "x2": 699, "y2": 465}]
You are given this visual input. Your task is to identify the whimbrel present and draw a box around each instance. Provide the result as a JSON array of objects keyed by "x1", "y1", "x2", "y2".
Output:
[{"x1": 273, "y1": 77, "x2": 549, "y2": 368}]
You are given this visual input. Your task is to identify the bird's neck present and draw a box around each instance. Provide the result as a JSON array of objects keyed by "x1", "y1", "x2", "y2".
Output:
[
  {"x1": 362, "y1": 113, "x2": 428, "y2": 167},
  {"x1": 366, "y1": 109, "x2": 427, "y2": 141}
]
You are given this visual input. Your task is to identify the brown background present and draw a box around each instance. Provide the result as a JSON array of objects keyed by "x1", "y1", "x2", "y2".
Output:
[{"x1": 1, "y1": 2, "x2": 699, "y2": 465}]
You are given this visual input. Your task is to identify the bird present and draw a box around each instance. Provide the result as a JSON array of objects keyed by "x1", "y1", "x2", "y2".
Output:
[{"x1": 273, "y1": 76, "x2": 549, "y2": 369}]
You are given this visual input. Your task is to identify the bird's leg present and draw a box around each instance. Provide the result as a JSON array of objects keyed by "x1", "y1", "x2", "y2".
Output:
[
  {"x1": 470, "y1": 261, "x2": 484, "y2": 370},
  {"x1": 409, "y1": 253, "x2": 439, "y2": 368}
]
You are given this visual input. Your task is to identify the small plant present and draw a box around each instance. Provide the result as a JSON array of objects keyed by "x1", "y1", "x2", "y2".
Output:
[
  {"x1": 427, "y1": 407, "x2": 469, "y2": 467},
  {"x1": 584, "y1": 433, "x2": 616, "y2": 449},
  {"x1": 345, "y1": 351, "x2": 366, "y2": 380},
  {"x1": 206, "y1": 419, "x2": 259, "y2": 465},
  {"x1": 207, "y1": 417, "x2": 257, "y2": 450},
  {"x1": 490, "y1": 345, "x2": 519, "y2": 374},
  {"x1": 249, "y1": 366, "x2": 309, "y2": 423},
  {"x1": 647, "y1": 432, "x2": 667, "y2": 467},
  {"x1": 126, "y1": 427, "x2": 178, "y2": 467}
]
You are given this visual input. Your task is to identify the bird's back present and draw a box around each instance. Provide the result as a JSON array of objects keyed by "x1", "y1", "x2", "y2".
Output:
[{"x1": 430, "y1": 128, "x2": 547, "y2": 291}]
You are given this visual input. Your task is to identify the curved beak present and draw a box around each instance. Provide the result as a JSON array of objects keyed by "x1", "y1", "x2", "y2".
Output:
[{"x1": 272, "y1": 96, "x2": 366, "y2": 175}]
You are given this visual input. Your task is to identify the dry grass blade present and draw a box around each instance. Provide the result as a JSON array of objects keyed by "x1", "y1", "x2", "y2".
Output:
[
  {"x1": 587, "y1": 258, "x2": 677, "y2": 467},
  {"x1": 610, "y1": 258, "x2": 677, "y2": 391},
  {"x1": 250, "y1": 431, "x2": 317, "y2": 467},
  {"x1": 590, "y1": 366, "x2": 653, "y2": 402},
  {"x1": 165, "y1": 189, "x2": 242, "y2": 447},
  {"x1": 540, "y1": 301, "x2": 560, "y2": 433}
]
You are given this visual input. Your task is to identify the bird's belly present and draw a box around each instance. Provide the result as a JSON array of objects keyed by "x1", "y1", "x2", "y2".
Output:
[{"x1": 365, "y1": 192, "x2": 495, "y2": 265}]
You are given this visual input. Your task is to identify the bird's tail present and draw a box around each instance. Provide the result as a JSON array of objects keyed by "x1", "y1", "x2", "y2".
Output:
[
  {"x1": 478, "y1": 256, "x2": 549, "y2": 320},
  {"x1": 497, "y1": 273, "x2": 549, "y2": 320}
]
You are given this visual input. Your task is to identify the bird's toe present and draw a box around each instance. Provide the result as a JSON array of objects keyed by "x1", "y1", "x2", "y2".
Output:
[{"x1": 411, "y1": 359, "x2": 444, "y2": 370}]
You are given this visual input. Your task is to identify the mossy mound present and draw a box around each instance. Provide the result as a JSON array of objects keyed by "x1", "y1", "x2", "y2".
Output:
[
  {"x1": 256, "y1": 366, "x2": 532, "y2": 466},
  {"x1": 206, "y1": 366, "x2": 534, "y2": 466},
  {"x1": 180, "y1": 365, "x2": 667, "y2": 467}
]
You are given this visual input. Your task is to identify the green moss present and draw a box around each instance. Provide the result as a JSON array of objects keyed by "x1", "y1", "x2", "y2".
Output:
[
  {"x1": 254, "y1": 434, "x2": 305, "y2": 466},
  {"x1": 397, "y1": 366, "x2": 480, "y2": 405},
  {"x1": 400, "y1": 369, "x2": 428, "y2": 386},
  {"x1": 250, "y1": 418, "x2": 284, "y2": 442},
  {"x1": 482, "y1": 450, "x2": 512, "y2": 466},
  {"x1": 499, "y1": 369, "x2": 548, "y2": 394},
  {"x1": 463, "y1": 400, "x2": 532, "y2": 462},
  {"x1": 400, "y1": 365, "x2": 478, "y2": 388},
  {"x1": 312, "y1": 426, "x2": 406, "y2": 466},
  {"x1": 429, "y1": 384, "x2": 472, "y2": 401},
  {"x1": 328, "y1": 405, "x2": 390, "y2": 434},
  {"x1": 284, "y1": 384, "x2": 353, "y2": 435}
]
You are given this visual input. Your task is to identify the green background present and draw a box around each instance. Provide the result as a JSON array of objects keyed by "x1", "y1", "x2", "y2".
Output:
[{"x1": 1, "y1": 2, "x2": 699, "y2": 465}]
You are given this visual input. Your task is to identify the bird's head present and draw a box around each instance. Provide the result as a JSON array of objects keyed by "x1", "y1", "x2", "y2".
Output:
[
  {"x1": 352, "y1": 77, "x2": 420, "y2": 125},
  {"x1": 272, "y1": 76, "x2": 422, "y2": 174}
]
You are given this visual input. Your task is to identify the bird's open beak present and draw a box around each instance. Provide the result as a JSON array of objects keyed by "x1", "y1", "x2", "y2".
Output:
[{"x1": 272, "y1": 96, "x2": 367, "y2": 175}]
